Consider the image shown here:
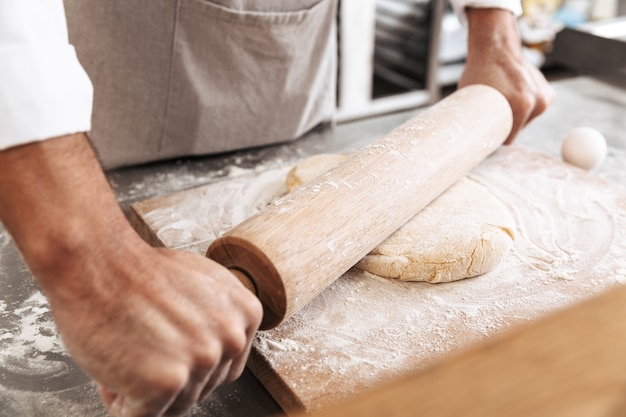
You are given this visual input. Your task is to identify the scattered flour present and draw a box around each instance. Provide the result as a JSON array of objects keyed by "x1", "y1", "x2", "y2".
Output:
[
  {"x1": 0, "y1": 291, "x2": 66, "y2": 376},
  {"x1": 111, "y1": 156, "x2": 292, "y2": 206}
]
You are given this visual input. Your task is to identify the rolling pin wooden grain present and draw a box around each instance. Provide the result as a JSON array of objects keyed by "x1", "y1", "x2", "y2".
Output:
[{"x1": 206, "y1": 84, "x2": 513, "y2": 329}]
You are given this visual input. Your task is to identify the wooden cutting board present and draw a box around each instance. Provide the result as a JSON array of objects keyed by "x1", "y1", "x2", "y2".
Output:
[{"x1": 129, "y1": 144, "x2": 626, "y2": 414}]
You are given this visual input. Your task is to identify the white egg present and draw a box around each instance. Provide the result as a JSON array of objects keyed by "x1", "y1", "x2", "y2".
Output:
[{"x1": 561, "y1": 127, "x2": 607, "y2": 171}]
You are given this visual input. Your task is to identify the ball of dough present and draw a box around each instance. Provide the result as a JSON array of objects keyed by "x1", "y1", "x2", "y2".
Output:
[{"x1": 561, "y1": 127, "x2": 607, "y2": 171}]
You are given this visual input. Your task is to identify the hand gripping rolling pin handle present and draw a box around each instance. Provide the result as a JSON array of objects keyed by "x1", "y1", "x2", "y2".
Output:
[
  {"x1": 207, "y1": 85, "x2": 513, "y2": 330},
  {"x1": 228, "y1": 268, "x2": 257, "y2": 294}
]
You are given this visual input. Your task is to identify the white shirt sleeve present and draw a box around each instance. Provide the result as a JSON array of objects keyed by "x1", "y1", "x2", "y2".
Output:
[
  {"x1": 0, "y1": 0, "x2": 93, "y2": 151},
  {"x1": 449, "y1": 0, "x2": 523, "y2": 25}
]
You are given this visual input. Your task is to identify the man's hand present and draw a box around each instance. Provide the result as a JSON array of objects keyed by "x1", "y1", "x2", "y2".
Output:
[
  {"x1": 459, "y1": 8, "x2": 556, "y2": 143},
  {"x1": 57, "y1": 246, "x2": 262, "y2": 417},
  {"x1": 0, "y1": 133, "x2": 263, "y2": 417}
]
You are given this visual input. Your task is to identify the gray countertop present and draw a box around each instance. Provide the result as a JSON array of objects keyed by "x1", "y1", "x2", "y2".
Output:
[{"x1": 1, "y1": 76, "x2": 625, "y2": 417}]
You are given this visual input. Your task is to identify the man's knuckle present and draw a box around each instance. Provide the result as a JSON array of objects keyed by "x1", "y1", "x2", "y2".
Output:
[
  {"x1": 248, "y1": 298, "x2": 264, "y2": 325},
  {"x1": 222, "y1": 328, "x2": 249, "y2": 357},
  {"x1": 153, "y1": 367, "x2": 189, "y2": 398},
  {"x1": 521, "y1": 91, "x2": 537, "y2": 111},
  {"x1": 195, "y1": 344, "x2": 221, "y2": 369},
  {"x1": 160, "y1": 379, "x2": 187, "y2": 399}
]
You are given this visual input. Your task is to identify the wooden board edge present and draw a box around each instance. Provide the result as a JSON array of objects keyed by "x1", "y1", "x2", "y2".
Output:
[
  {"x1": 247, "y1": 346, "x2": 307, "y2": 415},
  {"x1": 295, "y1": 284, "x2": 626, "y2": 417},
  {"x1": 127, "y1": 204, "x2": 166, "y2": 248}
]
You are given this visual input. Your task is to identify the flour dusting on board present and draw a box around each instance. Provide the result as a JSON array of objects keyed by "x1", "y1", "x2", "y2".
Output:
[
  {"x1": 251, "y1": 146, "x2": 626, "y2": 410},
  {"x1": 133, "y1": 145, "x2": 626, "y2": 412},
  {"x1": 138, "y1": 167, "x2": 291, "y2": 251}
]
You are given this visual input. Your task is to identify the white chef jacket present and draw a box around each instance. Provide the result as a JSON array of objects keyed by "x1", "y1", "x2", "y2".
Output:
[
  {"x1": 0, "y1": 0, "x2": 521, "y2": 154},
  {"x1": 0, "y1": 1, "x2": 92, "y2": 150}
]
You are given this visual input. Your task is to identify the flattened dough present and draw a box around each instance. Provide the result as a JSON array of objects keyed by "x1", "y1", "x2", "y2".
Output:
[{"x1": 286, "y1": 154, "x2": 516, "y2": 283}]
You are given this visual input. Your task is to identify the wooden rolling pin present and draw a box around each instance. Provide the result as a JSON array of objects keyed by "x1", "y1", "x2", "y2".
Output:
[{"x1": 206, "y1": 84, "x2": 512, "y2": 329}]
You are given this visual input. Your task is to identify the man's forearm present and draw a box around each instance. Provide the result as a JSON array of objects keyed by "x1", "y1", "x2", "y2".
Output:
[
  {"x1": 0, "y1": 133, "x2": 134, "y2": 293},
  {"x1": 465, "y1": 8, "x2": 522, "y2": 59},
  {"x1": 459, "y1": 7, "x2": 555, "y2": 142},
  {"x1": 0, "y1": 132, "x2": 263, "y2": 417}
]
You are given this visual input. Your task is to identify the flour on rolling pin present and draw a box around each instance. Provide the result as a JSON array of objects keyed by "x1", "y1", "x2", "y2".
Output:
[{"x1": 130, "y1": 144, "x2": 626, "y2": 412}]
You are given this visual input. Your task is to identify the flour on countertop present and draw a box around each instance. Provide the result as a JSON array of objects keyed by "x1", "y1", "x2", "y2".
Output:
[
  {"x1": 0, "y1": 288, "x2": 103, "y2": 415},
  {"x1": 0, "y1": 384, "x2": 108, "y2": 417},
  {"x1": 0, "y1": 292, "x2": 66, "y2": 375},
  {"x1": 111, "y1": 156, "x2": 294, "y2": 206}
]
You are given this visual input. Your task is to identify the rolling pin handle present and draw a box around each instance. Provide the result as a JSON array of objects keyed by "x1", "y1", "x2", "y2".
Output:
[{"x1": 229, "y1": 267, "x2": 258, "y2": 295}]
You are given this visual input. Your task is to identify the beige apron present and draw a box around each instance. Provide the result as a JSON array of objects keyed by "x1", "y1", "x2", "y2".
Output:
[{"x1": 65, "y1": 0, "x2": 338, "y2": 169}]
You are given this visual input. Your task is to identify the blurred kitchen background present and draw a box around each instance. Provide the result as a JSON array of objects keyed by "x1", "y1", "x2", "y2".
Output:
[{"x1": 335, "y1": 0, "x2": 626, "y2": 121}]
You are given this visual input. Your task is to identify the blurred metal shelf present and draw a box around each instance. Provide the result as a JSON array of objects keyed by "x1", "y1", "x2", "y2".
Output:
[{"x1": 335, "y1": 0, "x2": 445, "y2": 121}]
